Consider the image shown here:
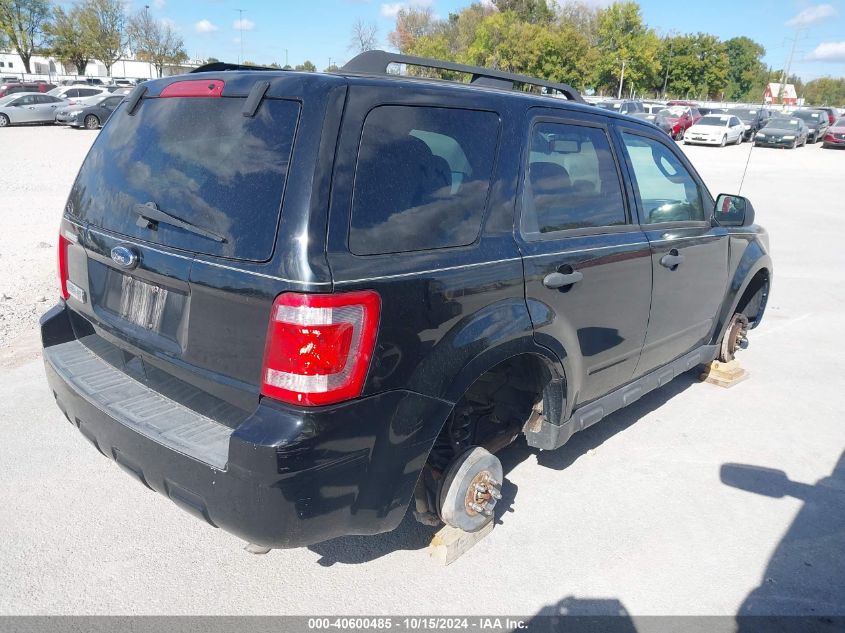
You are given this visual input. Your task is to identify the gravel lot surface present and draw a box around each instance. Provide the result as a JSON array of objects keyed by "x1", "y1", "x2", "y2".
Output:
[
  {"x1": 0, "y1": 127, "x2": 95, "y2": 367},
  {"x1": 1, "y1": 125, "x2": 843, "y2": 617}
]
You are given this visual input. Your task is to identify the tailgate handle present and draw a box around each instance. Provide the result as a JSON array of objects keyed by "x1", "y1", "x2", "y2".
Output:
[{"x1": 243, "y1": 81, "x2": 270, "y2": 118}]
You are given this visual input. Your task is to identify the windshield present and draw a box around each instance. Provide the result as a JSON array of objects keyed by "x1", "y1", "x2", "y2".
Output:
[
  {"x1": 793, "y1": 111, "x2": 822, "y2": 122},
  {"x1": 0, "y1": 95, "x2": 19, "y2": 106},
  {"x1": 68, "y1": 95, "x2": 301, "y2": 261},
  {"x1": 661, "y1": 106, "x2": 687, "y2": 118},
  {"x1": 697, "y1": 116, "x2": 727, "y2": 127},
  {"x1": 596, "y1": 102, "x2": 621, "y2": 110},
  {"x1": 766, "y1": 118, "x2": 800, "y2": 130},
  {"x1": 728, "y1": 109, "x2": 757, "y2": 121}
]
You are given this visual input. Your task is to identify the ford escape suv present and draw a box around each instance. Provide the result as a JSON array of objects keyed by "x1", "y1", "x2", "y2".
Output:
[{"x1": 41, "y1": 51, "x2": 772, "y2": 548}]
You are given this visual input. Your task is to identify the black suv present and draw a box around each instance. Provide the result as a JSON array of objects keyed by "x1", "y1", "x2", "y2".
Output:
[
  {"x1": 792, "y1": 109, "x2": 830, "y2": 143},
  {"x1": 41, "y1": 51, "x2": 772, "y2": 548}
]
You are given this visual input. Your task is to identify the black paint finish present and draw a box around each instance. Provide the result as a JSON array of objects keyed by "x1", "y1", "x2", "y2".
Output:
[{"x1": 42, "y1": 67, "x2": 772, "y2": 547}]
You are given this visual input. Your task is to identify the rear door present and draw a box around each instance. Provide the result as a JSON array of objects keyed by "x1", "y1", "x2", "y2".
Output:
[
  {"x1": 615, "y1": 124, "x2": 728, "y2": 376},
  {"x1": 519, "y1": 109, "x2": 652, "y2": 406}
]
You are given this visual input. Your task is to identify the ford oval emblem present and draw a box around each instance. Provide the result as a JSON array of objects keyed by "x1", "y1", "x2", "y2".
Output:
[{"x1": 111, "y1": 245, "x2": 139, "y2": 269}]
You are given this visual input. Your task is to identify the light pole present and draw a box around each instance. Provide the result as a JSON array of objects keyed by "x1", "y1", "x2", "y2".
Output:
[{"x1": 617, "y1": 59, "x2": 628, "y2": 100}]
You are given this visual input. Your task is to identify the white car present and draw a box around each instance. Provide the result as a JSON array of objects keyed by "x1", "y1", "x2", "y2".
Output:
[
  {"x1": 683, "y1": 114, "x2": 745, "y2": 146},
  {"x1": 46, "y1": 85, "x2": 109, "y2": 105}
]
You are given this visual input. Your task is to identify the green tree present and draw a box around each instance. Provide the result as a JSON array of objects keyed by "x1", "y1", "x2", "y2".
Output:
[
  {"x1": 663, "y1": 33, "x2": 728, "y2": 99},
  {"x1": 294, "y1": 60, "x2": 316, "y2": 72},
  {"x1": 128, "y1": 9, "x2": 187, "y2": 78},
  {"x1": 206, "y1": 56, "x2": 220, "y2": 64},
  {"x1": 724, "y1": 36, "x2": 766, "y2": 101},
  {"x1": 595, "y1": 2, "x2": 662, "y2": 97},
  {"x1": 491, "y1": 0, "x2": 554, "y2": 24},
  {"x1": 801, "y1": 77, "x2": 843, "y2": 105},
  {"x1": 80, "y1": 0, "x2": 128, "y2": 77},
  {"x1": 47, "y1": 4, "x2": 93, "y2": 75},
  {"x1": 388, "y1": 6, "x2": 437, "y2": 53},
  {"x1": 0, "y1": 0, "x2": 51, "y2": 73}
]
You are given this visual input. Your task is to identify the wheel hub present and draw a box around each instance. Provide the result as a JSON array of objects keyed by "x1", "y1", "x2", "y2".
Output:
[{"x1": 438, "y1": 447, "x2": 503, "y2": 532}]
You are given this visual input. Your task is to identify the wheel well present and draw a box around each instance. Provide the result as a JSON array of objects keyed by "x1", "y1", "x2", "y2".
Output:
[
  {"x1": 427, "y1": 354, "x2": 551, "y2": 472},
  {"x1": 736, "y1": 268, "x2": 770, "y2": 327}
]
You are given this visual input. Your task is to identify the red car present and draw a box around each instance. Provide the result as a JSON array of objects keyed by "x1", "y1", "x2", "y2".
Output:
[
  {"x1": 660, "y1": 105, "x2": 702, "y2": 140},
  {"x1": 822, "y1": 117, "x2": 845, "y2": 148},
  {"x1": 0, "y1": 82, "x2": 55, "y2": 98}
]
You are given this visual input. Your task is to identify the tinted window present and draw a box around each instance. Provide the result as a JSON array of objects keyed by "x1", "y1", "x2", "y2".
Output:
[
  {"x1": 103, "y1": 96, "x2": 123, "y2": 107},
  {"x1": 349, "y1": 105, "x2": 499, "y2": 255},
  {"x1": 68, "y1": 97, "x2": 300, "y2": 261},
  {"x1": 79, "y1": 89, "x2": 99, "y2": 97},
  {"x1": 522, "y1": 122, "x2": 626, "y2": 235},
  {"x1": 622, "y1": 133, "x2": 704, "y2": 224}
]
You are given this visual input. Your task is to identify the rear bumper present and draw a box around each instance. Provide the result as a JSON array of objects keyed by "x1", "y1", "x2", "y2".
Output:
[{"x1": 41, "y1": 303, "x2": 452, "y2": 548}]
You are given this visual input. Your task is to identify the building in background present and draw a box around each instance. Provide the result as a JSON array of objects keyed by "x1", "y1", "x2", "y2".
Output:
[
  {"x1": 0, "y1": 49, "x2": 202, "y2": 82},
  {"x1": 764, "y1": 83, "x2": 798, "y2": 106}
]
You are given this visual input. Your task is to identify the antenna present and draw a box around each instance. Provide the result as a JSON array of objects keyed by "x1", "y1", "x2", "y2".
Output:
[{"x1": 236, "y1": 9, "x2": 246, "y2": 65}]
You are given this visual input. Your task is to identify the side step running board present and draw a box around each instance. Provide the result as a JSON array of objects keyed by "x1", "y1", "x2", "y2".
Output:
[{"x1": 525, "y1": 345, "x2": 718, "y2": 451}]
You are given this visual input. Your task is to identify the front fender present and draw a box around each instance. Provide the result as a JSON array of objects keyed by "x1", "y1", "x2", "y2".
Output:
[{"x1": 712, "y1": 232, "x2": 772, "y2": 344}]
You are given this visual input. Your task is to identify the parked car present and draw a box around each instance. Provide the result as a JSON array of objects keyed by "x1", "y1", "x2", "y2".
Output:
[
  {"x1": 42, "y1": 51, "x2": 772, "y2": 548},
  {"x1": 727, "y1": 108, "x2": 770, "y2": 141},
  {"x1": 630, "y1": 111, "x2": 673, "y2": 135},
  {"x1": 56, "y1": 93, "x2": 125, "y2": 129},
  {"x1": 754, "y1": 117, "x2": 808, "y2": 148},
  {"x1": 792, "y1": 109, "x2": 830, "y2": 143},
  {"x1": 595, "y1": 99, "x2": 645, "y2": 115},
  {"x1": 660, "y1": 105, "x2": 701, "y2": 140},
  {"x1": 47, "y1": 85, "x2": 109, "y2": 104},
  {"x1": 641, "y1": 101, "x2": 667, "y2": 114},
  {"x1": 0, "y1": 81, "x2": 55, "y2": 98},
  {"x1": 697, "y1": 107, "x2": 726, "y2": 116},
  {"x1": 0, "y1": 93, "x2": 66, "y2": 127},
  {"x1": 684, "y1": 114, "x2": 745, "y2": 146},
  {"x1": 822, "y1": 117, "x2": 845, "y2": 149}
]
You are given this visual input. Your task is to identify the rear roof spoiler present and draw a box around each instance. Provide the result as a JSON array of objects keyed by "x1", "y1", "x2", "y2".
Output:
[{"x1": 191, "y1": 62, "x2": 280, "y2": 73}]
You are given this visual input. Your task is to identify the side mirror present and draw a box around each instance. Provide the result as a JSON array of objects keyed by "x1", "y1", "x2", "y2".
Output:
[{"x1": 714, "y1": 193, "x2": 755, "y2": 227}]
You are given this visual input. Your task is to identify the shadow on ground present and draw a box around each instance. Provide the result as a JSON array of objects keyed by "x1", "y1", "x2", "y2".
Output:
[
  {"x1": 307, "y1": 372, "x2": 699, "y2": 566},
  {"x1": 725, "y1": 450, "x2": 845, "y2": 617}
]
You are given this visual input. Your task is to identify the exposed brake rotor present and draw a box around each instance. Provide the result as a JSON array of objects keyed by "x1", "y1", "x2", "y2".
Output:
[
  {"x1": 438, "y1": 446, "x2": 503, "y2": 532},
  {"x1": 720, "y1": 313, "x2": 749, "y2": 362}
]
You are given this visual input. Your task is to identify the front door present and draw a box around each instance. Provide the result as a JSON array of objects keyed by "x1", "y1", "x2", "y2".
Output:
[
  {"x1": 616, "y1": 127, "x2": 729, "y2": 376},
  {"x1": 519, "y1": 112, "x2": 652, "y2": 407}
]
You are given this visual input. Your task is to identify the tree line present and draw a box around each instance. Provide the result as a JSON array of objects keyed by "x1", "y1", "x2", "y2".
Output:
[
  {"x1": 0, "y1": 0, "x2": 188, "y2": 78},
  {"x1": 387, "y1": 0, "x2": 845, "y2": 105}
]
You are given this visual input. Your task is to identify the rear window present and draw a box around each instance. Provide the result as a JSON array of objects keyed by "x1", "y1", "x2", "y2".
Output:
[
  {"x1": 68, "y1": 96, "x2": 300, "y2": 261},
  {"x1": 349, "y1": 105, "x2": 500, "y2": 256}
]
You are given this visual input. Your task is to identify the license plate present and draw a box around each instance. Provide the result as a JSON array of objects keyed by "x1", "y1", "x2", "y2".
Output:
[{"x1": 118, "y1": 275, "x2": 168, "y2": 331}]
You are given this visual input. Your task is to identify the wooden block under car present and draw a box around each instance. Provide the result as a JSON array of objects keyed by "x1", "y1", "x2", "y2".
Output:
[
  {"x1": 429, "y1": 520, "x2": 495, "y2": 566},
  {"x1": 699, "y1": 359, "x2": 749, "y2": 388}
]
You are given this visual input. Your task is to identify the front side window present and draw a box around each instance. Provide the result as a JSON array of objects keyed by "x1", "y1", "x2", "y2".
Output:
[
  {"x1": 522, "y1": 122, "x2": 627, "y2": 235},
  {"x1": 349, "y1": 105, "x2": 500, "y2": 255},
  {"x1": 622, "y1": 133, "x2": 704, "y2": 224}
]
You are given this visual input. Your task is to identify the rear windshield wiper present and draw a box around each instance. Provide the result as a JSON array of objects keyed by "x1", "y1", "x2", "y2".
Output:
[{"x1": 132, "y1": 202, "x2": 226, "y2": 243}]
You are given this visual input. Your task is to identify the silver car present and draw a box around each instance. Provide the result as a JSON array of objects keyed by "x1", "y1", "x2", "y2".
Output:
[{"x1": 0, "y1": 92, "x2": 67, "y2": 127}]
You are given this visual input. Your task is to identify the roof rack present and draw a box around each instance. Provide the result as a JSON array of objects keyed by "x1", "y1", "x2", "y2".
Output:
[
  {"x1": 191, "y1": 62, "x2": 279, "y2": 74},
  {"x1": 341, "y1": 50, "x2": 584, "y2": 103}
]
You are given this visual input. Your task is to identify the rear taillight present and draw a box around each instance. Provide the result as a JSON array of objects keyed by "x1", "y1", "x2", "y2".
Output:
[
  {"x1": 260, "y1": 291, "x2": 381, "y2": 406},
  {"x1": 57, "y1": 232, "x2": 71, "y2": 300},
  {"x1": 160, "y1": 79, "x2": 224, "y2": 98}
]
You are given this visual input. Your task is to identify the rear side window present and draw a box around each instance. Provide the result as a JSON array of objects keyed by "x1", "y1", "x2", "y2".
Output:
[
  {"x1": 68, "y1": 96, "x2": 300, "y2": 261},
  {"x1": 349, "y1": 105, "x2": 499, "y2": 256},
  {"x1": 522, "y1": 122, "x2": 627, "y2": 235}
]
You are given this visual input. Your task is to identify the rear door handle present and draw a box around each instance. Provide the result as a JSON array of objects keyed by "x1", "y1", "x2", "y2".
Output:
[
  {"x1": 543, "y1": 271, "x2": 583, "y2": 289},
  {"x1": 660, "y1": 249, "x2": 685, "y2": 269}
]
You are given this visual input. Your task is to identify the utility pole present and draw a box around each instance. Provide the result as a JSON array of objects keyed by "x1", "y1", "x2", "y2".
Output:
[
  {"x1": 780, "y1": 28, "x2": 803, "y2": 90},
  {"x1": 617, "y1": 59, "x2": 627, "y2": 100},
  {"x1": 285, "y1": 49, "x2": 288, "y2": 67},
  {"x1": 236, "y1": 9, "x2": 246, "y2": 65}
]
